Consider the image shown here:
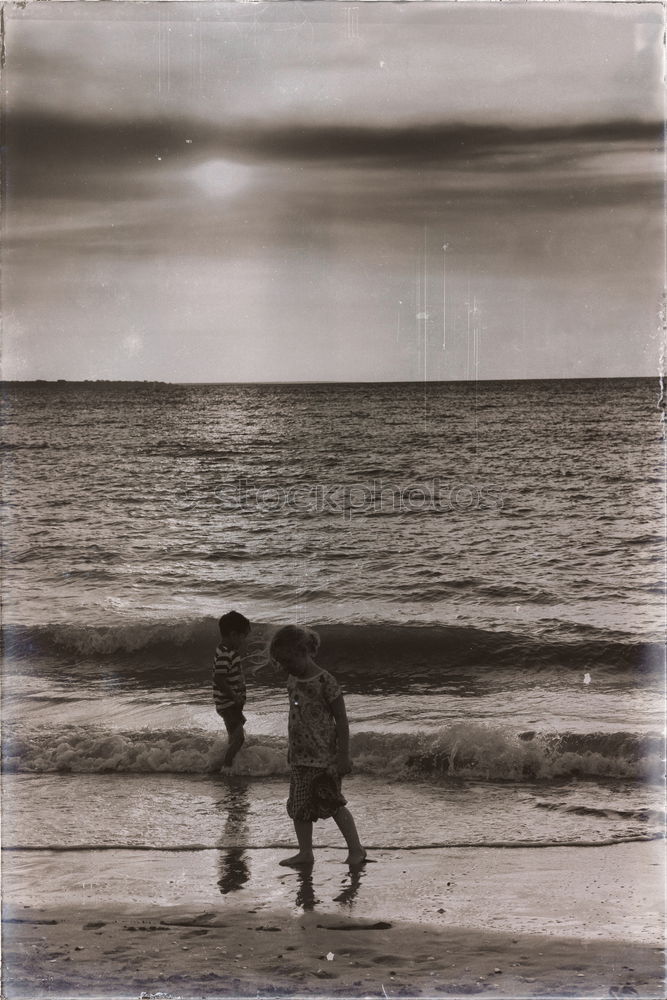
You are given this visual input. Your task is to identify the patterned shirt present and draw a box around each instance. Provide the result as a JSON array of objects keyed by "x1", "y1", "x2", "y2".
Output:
[
  {"x1": 213, "y1": 644, "x2": 246, "y2": 713},
  {"x1": 287, "y1": 669, "x2": 342, "y2": 768}
]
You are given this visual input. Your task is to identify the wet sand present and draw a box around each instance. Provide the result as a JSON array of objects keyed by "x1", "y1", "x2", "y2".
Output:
[{"x1": 2, "y1": 841, "x2": 664, "y2": 998}]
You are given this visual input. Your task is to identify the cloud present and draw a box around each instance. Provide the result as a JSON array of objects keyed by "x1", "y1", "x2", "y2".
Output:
[
  {"x1": 219, "y1": 119, "x2": 663, "y2": 168},
  {"x1": 7, "y1": 108, "x2": 662, "y2": 205}
]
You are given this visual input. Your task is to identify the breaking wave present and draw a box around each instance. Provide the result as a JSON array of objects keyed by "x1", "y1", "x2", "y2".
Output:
[{"x1": 3, "y1": 722, "x2": 664, "y2": 783}]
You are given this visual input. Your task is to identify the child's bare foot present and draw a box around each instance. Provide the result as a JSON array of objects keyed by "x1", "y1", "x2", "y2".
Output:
[
  {"x1": 279, "y1": 852, "x2": 314, "y2": 868},
  {"x1": 345, "y1": 848, "x2": 367, "y2": 867}
]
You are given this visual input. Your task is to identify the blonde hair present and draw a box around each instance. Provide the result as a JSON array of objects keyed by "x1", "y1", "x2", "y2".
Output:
[{"x1": 269, "y1": 624, "x2": 320, "y2": 661}]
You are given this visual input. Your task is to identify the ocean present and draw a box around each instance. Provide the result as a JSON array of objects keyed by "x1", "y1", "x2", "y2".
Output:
[{"x1": 1, "y1": 379, "x2": 665, "y2": 874}]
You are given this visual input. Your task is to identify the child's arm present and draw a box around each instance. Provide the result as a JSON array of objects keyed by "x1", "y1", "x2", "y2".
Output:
[{"x1": 330, "y1": 695, "x2": 352, "y2": 775}]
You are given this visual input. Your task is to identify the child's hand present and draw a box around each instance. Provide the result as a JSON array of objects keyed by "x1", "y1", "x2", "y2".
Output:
[{"x1": 337, "y1": 754, "x2": 352, "y2": 776}]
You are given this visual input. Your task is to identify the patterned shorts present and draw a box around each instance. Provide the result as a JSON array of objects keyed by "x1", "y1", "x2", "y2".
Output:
[{"x1": 287, "y1": 766, "x2": 347, "y2": 823}]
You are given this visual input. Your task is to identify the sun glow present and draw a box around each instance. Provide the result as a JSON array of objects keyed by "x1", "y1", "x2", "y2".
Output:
[{"x1": 190, "y1": 159, "x2": 254, "y2": 198}]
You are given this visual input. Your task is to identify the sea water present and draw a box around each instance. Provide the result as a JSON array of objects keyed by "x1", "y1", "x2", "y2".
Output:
[{"x1": 1, "y1": 380, "x2": 665, "y2": 886}]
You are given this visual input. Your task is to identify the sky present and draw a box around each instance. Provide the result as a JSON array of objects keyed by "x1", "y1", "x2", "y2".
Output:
[{"x1": 2, "y1": 1, "x2": 664, "y2": 382}]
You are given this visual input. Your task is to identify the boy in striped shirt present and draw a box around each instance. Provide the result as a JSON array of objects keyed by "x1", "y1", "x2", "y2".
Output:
[{"x1": 213, "y1": 610, "x2": 251, "y2": 768}]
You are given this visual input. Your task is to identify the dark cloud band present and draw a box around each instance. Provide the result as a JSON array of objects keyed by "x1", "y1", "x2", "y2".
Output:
[{"x1": 9, "y1": 111, "x2": 662, "y2": 174}]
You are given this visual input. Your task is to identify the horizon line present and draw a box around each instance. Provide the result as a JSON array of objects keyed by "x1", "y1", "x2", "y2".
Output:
[{"x1": 2, "y1": 374, "x2": 660, "y2": 386}]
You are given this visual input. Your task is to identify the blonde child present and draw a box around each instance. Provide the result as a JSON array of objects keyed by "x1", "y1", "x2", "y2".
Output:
[{"x1": 269, "y1": 625, "x2": 366, "y2": 868}]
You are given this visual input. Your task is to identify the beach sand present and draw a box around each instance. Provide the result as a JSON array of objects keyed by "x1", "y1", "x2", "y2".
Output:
[{"x1": 2, "y1": 841, "x2": 664, "y2": 998}]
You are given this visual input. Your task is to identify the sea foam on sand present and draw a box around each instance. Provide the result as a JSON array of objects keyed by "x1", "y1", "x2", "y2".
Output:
[{"x1": 2, "y1": 840, "x2": 664, "y2": 998}]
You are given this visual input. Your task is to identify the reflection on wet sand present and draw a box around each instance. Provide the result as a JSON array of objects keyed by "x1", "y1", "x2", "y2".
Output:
[
  {"x1": 281, "y1": 863, "x2": 366, "y2": 912},
  {"x1": 333, "y1": 864, "x2": 366, "y2": 906},
  {"x1": 216, "y1": 778, "x2": 251, "y2": 895},
  {"x1": 217, "y1": 847, "x2": 250, "y2": 895},
  {"x1": 294, "y1": 866, "x2": 318, "y2": 911}
]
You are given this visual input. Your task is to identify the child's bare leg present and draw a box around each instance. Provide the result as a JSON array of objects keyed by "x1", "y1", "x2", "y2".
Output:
[
  {"x1": 223, "y1": 725, "x2": 245, "y2": 767},
  {"x1": 333, "y1": 806, "x2": 365, "y2": 865},
  {"x1": 279, "y1": 820, "x2": 314, "y2": 867}
]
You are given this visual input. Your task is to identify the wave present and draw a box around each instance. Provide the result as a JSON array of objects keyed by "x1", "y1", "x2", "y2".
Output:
[
  {"x1": 476, "y1": 583, "x2": 558, "y2": 603},
  {"x1": 0, "y1": 441, "x2": 51, "y2": 451},
  {"x1": 534, "y1": 801, "x2": 663, "y2": 822},
  {"x1": 3, "y1": 723, "x2": 664, "y2": 783},
  {"x1": 621, "y1": 534, "x2": 664, "y2": 547},
  {"x1": 3, "y1": 618, "x2": 663, "y2": 682},
  {"x1": 10, "y1": 545, "x2": 122, "y2": 566}
]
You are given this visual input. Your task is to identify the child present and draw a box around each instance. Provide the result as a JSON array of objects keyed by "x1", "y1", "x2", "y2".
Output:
[
  {"x1": 269, "y1": 624, "x2": 366, "y2": 868},
  {"x1": 213, "y1": 610, "x2": 251, "y2": 768}
]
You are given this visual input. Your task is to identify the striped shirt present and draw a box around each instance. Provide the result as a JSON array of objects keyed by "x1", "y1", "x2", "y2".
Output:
[{"x1": 213, "y1": 644, "x2": 246, "y2": 713}]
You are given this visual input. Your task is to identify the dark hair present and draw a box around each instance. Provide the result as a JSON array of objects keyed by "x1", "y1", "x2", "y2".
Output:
[
  {"x1": 218, "y1": 610, "x2": 251, "y2": 637},
  {"x1": 269, "y1": 625, "x2": 320, "y2": 660}
]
